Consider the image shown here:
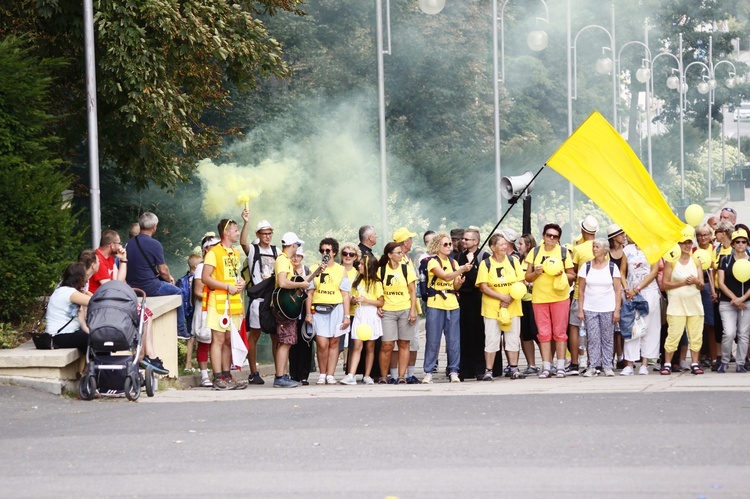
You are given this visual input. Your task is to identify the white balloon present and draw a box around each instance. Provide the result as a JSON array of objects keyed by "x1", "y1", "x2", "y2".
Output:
[
  {"x1": 418, "y1": 0, "x2": 445, "y2": 15},
  {"x1": 527, "y1": 30, "x2": 548, "y2": 52}
]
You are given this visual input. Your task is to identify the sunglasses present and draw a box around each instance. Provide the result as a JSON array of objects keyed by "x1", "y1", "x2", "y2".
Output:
[
  {"x1": 442, "y1": 242, "x2": 452, "y2": 248},
  {"x1": 544, "y1": 233, "x2": 560, "y2": 240},
  {"x1": 223, "y1": 219, "x2": 236, "y2": 233},
  {"x1": 258, "y1": 231, "x2": 273, "y2": 236},
  {"x1": 735, "y1": 240, "x2": 748, "y2": 245},
  {"x1": 723, "y1": 207, "x2": 737, "y2": 214},
  {"x1": 319, "y1": 248, "x2": 333, "y2": 254},
  {"x1": 342, "y1": 251, "x2": 356, "y2": 257}
]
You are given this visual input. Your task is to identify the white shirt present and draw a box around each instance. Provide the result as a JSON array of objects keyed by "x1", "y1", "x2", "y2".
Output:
[{"x1": 579, "y1": 262, "x2": 620, "y2": 312}]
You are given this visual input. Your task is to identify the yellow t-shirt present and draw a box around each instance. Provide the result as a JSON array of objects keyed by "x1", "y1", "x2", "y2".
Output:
[
  {"x1": 475, "y1": 256, "x2": 524, "y2": 318},
  {"x1": 381, "y1": 262, "x2": 417, "y2": 312},
  {"x1": 715, "y1": 245, "x2": 731, "y2": 290},
  {"x1": 525, "y1": 245, "x2": 574, "y2": 304},
  {"x1": 351, "y1": 280, "x2": 384, "y2": 303},
  {"x1": 274, "y1": 252, "x2": 294, "y2": 288},
  {"x1": 204, "y1": 244, "x2": 243, "y2": 315},
  {"x1": 572, "y1": 239, "x2": 595, "y2": 299},
  {"x1": 346, "y1": 267, "x2": 359, "y2": 314},
  {"x1": 310, "y1": 262, "x2": 349, "y2": 305},
  {"x1": 426, "y1": 256, "x2": 459, "y2": 310},
  {"x1": 400, "y1": 255, "x2": 422, "y2": 315}
]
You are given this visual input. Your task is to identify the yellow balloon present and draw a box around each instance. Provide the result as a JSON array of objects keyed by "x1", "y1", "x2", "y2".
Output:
[
  {"x1": 693, "y1": 248, "x2": 711, "y2": 270},
  {"x1": 509, "y1": 281, "x2": 527, "y2": 300},
  {"x1": 356, "y1": 323, "x2": 372, "y2": 341},
  {"x1": 663, "y1": 244, "x2": 681, "y2": 263},
  {"x1": 684, "y1": 204, "x2": 704, "y2": 227},
  {"x1": 732, "y1": 259, "x2": 750, "y2": 283},
  {"x1": 543, "y1": 258, "x2": 563, "y2": 276}
]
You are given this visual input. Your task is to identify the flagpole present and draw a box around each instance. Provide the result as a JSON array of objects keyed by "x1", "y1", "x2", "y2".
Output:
[{"x1": 476, "y1": 166, "x2": 545, "y2": 260}]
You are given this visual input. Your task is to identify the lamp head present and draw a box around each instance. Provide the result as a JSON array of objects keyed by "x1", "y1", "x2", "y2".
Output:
[{"x1": 418, "y1": 0, "x2": 445, "y2": 15}]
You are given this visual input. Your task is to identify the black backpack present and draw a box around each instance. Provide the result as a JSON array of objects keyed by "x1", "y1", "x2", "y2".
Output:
[
  {"x1": 246, "y1": 277, "x2": 276, "y2": 333},
  {"x1": 418, "y1": 255, "x2": 456, "y2": 301}
]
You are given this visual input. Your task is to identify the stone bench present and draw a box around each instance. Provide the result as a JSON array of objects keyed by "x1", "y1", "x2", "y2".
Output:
[{"x1": 0, "y1": 294, "x2": 181, "y2": 394}]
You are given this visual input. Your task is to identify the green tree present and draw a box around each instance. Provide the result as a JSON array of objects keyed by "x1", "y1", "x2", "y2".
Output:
[
  {"x1": 0, "y1": 36, "x2": 79, "y2": 321},
  {"x1": 0, "y1": 0, "x2": 305, "y2": 190}
]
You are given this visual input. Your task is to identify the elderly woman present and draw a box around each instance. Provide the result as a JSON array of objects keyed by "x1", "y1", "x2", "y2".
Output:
[
  {"x1": 475, "y1": 232, "x2": 526, "y2": 380},
  {"x1": 43, "y1": 262, "x2": 91, "y2": 350},
  {"x1": 621, "y1": 237, "x2": 660, "y2": 375},
  {"x1": 577, "y1": 239, "x2": 622, "y2": 377},
  {"x1": 378, "y1": 242, "x2": 418, "y2": 384},
  {"x1": 717, "y1": 229, "x2": 750, "y2": 373},
  {"x1": 525, "y1": 223, "x2": 575, "y2": 379},
  {"x1": 305, "y1": 238, "x2": 351, "y2": 385},
  {"x1": 695, "y1": 223, "x2": 718, "y2": 366},
  {"x1": 661, "y1": 227, "x2": 704, "y2": 375},
  {"x1": 422, "y1": 232, "x2": 472, "y2": 383}
]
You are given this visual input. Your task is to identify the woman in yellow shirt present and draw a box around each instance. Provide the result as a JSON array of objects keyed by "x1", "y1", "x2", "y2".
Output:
[
  {"x1": 422, "y1": 232, "x2": 472, "y2": 384},
  {"x1": 476, "y1": 232, "x2": 526, "y2": 380}
]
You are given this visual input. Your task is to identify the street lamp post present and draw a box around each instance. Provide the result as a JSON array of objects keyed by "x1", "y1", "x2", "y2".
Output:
[
  {"x1": 493, "y1": 0, "x2": 549, "y2": 220},
  {"x1": 376, "y1": 0, "x2": 445, "y2": 241},
  {"x1": 84, "y1": 0, "x2": 101, "y2": 248}
]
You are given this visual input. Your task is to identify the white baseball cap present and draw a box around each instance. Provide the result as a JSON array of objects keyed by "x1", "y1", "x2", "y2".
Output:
[{"x1": 281, "y1": 232, "x2": 304, "y2": 246}]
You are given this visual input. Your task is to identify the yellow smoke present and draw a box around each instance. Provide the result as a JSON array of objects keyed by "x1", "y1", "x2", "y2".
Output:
[{"x1": 196, "y1": 158, "x2": 299, "y2": 219}]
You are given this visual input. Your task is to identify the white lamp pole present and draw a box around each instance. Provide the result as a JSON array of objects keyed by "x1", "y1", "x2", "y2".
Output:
[
  {"x1": 494, "y1": 0, "x2": 548, "y2": 220},
  {"x1": 84, "y1": 0, "x2": 101, "y2": 248}
]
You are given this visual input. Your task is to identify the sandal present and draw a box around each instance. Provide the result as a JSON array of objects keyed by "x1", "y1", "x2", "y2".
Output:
[
  {"x1": 377, "y1": 377, "x2": 388, "y2": 384},
  {"x1": 690, "y1": 364, "x2": 704, "y2": 375},
  {"x1": 660, "y1": 365, "x2": 672, "y2": 375},
  {"x1": 538, "y1": 370, "x2": 551, "y2": 379},
  {"x1": 397, "y1": 377, "x2": 406, "y2": 384}
]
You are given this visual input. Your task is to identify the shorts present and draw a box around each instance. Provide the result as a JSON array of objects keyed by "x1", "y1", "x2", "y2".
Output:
[
  {"x1": 381, "y1": 309, "x2": 416, "y2": 342},
  {"x1": 272, "y1": 309, "x2": 298, "y2": 345},
  {"x1": 569, "y1": 299, "x2": 581, "y2": 327},
  {"x1": 247, "y1": 299, "x2": 262, "y2": 330},
  {"x1": 196, "y1": 341, "x2": 210, "y2": 363},
  {"x1": 206, "y1": 307, "x2": 243, "y2": 333},
  {"x1": 393, "y1": 320, "x2": 419, "y2": 351},
  {"x1": 533, "y1": 299, "x2": 570, "y2": 343},
  {"x1": 311, "y1": 304, "x2": 346, "y2": 339},
  {"x1": 484, "y1": 316, "x2": 521, "y2": 352}
]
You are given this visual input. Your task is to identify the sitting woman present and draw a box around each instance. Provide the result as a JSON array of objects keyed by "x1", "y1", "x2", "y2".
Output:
[{"x1": 44, "y1": 262, "x2": 91, "y2": 350}]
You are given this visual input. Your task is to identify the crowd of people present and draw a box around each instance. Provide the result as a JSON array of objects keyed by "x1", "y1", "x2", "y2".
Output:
[{"x1": 42, "y1": 205, "x2": 750, "y2": 391}]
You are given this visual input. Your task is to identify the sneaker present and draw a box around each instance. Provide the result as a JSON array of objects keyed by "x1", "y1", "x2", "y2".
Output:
[
  {"x1": 212, "y1": 379, "x2": 227, "y2": 390},
  {"x1": 523, "y1": 366, "x2": 540, "y2": 376},
  {"x1": 326, "y1": 375, "x2": 336, "y2": 385},
  {"x1": 579, "y1": 357, "x2": 588, "y2": 370},
  {"x1": 538, "y1": 369, "x2": 551, "y2": 379},
  {"x1": 503, "y1": 365, "x2": 511, "y2": 378},
  {"x1": 449, "y1": 372, "x2": 461, "y2": 383},
  {"x1": 316, "y1": 374, "x2": 327, "y2": 385},
  {"x1": 405, "y1": 375, "x2": 420, "y2": 384},
  {"x1": 482, "y1": 371, "x2": 494, "y2": 381},
  {"x1": 711, "y1": 360, "x2": 721, "y2": 372},
  {"x1": 737, "y1": 365, "x2": 748, "y2": 373},
  {"x1": 340, "y1": 374, "x2": 357, "y2": 385},
  {"x1": 564, "y1": 364, "x2": 579, "y2": 376},
  {"x1": 141, "y1": 356, "x2": 169, "y2": 375},
  {"x1": 556, "y1": 369, "x2": 566, "y2": 378},
  {"x1": 422, "y1": 373, "x2": 433, "y2": 384},
  {"x1": 300, "y1": 379, "x2": 309, "y2": 386},
  {"x1": 201, "y1": 377, "x2": 213, "y2": 387},
  {"x1": 616, "y1": 359, "x2": 628, "y2": 370},
  {"x1": 604, "y1": 368, "x2": 615, "y2": 377},
  {"x1": 225, "y1": 377, "x2": 247, "y2": 390},
  {"x1": 248, "y1": 372, "x2": 265, "y2": 385},
  {"x1": 363, "y1": 376, "x2": 375, "y2": 385},
  {"x1": 583, "y1": 368, "x2": 597, "y2": 377},
  {"x1": 511, "y1": 370, "x2": 526, "y2": 380},
  {"x1": 620, "y1": 366, "x2": 634, "y2": 376},
  {"x1": 717, "y1": 363, "x2": 728, "y2": 373},
  {"x1": 745, "y1": 359, "x2": 750, "y2": 371},
  {"x1": 638, "y1": 365, "x2": 649, "y2": 375},
  {"x1": 387, "y1": 377, "x2": 398, "y2": 384},
  {"x1": 273, "y1": 374, "x2": 301, "y2": 388}
]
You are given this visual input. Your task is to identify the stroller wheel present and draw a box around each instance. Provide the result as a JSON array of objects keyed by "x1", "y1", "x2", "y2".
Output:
[
  {"x1": 78, "y1": 375, "x2": 96, "y2": 401},
  {"x1": 145, "y1": 366, "x2": 155, "y2": 397},
  {"x1": 124, "y1": 374, "x2": 141, "y2": 401}
]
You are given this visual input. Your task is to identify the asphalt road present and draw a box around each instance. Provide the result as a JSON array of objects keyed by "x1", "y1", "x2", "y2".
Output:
[{"x1": 3, "y1": 385, "x2": 749, "y2": 498}]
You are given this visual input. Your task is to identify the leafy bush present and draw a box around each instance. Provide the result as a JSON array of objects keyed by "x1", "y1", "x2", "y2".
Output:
[{"x1": 0, "y1": 36, "x2": 80, "y2": 322}]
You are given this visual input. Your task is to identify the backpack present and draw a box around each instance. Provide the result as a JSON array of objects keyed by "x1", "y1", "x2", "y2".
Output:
[
  {"x1": 483, "y1": 255, "x2": 519, "y2": 275},
  {"x1": 532, "y1": 245, "x2": 568, "y2": 265},
  {"x1": 380, "y1": 263, "x2": 409, "y2": 287},
  {"x1": 175, "y1": 271, "x2": 195, "y2": 328},
  {"x1": 242, "y1": 243, "x2": 278, "y2": 288},
  {"x1": 246, "y1": 276, "x2": 277, "y2": 333},
  {"x1": 584, "y1": 260, "x2": 616, "y2": 278},
  {"x1": 418, "y1": 255, "x2": 456, "y2": 301}
]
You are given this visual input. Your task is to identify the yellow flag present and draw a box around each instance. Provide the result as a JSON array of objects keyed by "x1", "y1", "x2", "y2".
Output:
[{"x1": 546, "y1": 111, "x2": 684, "y2": 264}]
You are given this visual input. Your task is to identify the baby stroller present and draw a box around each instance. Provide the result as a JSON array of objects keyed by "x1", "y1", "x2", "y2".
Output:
[{"x1": 78, "y1": 281, "x2": 155, "y2": 401}]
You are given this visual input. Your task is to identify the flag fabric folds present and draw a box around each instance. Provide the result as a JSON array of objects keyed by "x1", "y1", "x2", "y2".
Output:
[{"x1": 545, "y1": 110, "x2": 684, "y2": 264}]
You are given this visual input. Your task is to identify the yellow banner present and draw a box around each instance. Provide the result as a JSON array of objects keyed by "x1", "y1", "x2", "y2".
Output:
[{"x1": 546, "y1": 111, "x2": 684, "y2": 264}]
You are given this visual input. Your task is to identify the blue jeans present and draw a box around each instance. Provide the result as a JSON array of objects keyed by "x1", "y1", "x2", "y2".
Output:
[
  {"x1": 154, "y1": 281, "x2": 187, "y2": 336},
  {"x1": 423, "y1": 307, "x2": 460, "y2": 374}
]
